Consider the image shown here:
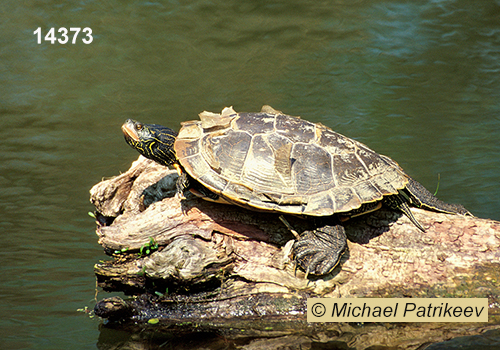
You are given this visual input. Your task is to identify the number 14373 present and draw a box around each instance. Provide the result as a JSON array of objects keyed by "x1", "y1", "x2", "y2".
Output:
[{"x1": 33, "y1": 27, "x2": 93, "y2": 44}]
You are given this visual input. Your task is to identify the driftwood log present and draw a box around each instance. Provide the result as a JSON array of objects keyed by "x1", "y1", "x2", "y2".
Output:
[{"x1": 91, "y1": 156, "x2": 500, "y2": 349}]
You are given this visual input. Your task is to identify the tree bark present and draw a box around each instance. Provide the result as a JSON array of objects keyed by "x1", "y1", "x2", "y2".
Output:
[{"x1": 90, "y1": 156, "x2": 500, "y2": 349}]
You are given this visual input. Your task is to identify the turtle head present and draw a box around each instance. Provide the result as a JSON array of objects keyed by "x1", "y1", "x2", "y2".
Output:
[{"x1": 122, "y1": 119, "x2": 178, "y2": 166}]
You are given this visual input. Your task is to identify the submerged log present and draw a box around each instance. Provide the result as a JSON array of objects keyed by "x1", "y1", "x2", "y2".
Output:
[{"x1": 90, "y1": 156, "x2": 500, "y2": 348}]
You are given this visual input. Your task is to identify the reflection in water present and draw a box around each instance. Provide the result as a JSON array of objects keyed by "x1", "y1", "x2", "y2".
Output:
[{"x1": 0, "y1": 0, "x2": 499, "y2": 348}]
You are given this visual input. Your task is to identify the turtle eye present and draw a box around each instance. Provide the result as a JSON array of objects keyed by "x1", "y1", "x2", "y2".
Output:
[{"x1": 136, "y1": 123, "x2": 143, "y2": 131}]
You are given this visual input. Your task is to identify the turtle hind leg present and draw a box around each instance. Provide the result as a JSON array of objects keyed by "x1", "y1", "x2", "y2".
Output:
[
  {"x1": 406, "y1": 177, "x2": 472, "y2": 216},
  {"x1": 292, "y1": 222, "x2": 347, "y2": 276},
  {"x1": 385, "y1": 194, "x2": 426, "y2": 232}
]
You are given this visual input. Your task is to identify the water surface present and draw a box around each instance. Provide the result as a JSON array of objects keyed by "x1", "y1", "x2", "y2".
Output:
[{"x1": 1, "y1": 0, "x2": 499, "y2": 348}]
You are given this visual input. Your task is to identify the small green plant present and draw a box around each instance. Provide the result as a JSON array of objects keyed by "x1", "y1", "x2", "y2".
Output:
[
  {"x1": 137, "y1": 265, "x2": 146, "y2": 276},
  {"x1": 138, "y1": 237, "x2": 159, "y2": 257},
  {"x1": 434, "y1": 174, "x2": 441, "y2": 196},
  {"x1": 154, "y1": 289, "x2": 168, "y2": 297},
  {"x1": 113, "y1": 247, "x2": 129, "y2": 255},
  {"x1": 77, "y1": 306, "x2": 95, "y2": 319}
]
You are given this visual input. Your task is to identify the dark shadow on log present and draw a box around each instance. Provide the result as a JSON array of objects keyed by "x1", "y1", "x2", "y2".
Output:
[{"x1": 90, "y1": 156, "x2": 500, "y2": 349}]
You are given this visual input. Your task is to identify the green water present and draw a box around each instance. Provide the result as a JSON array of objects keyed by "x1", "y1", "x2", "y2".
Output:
[{"x1": 1, "y1": 0, "x2": 499, "y2": 348}]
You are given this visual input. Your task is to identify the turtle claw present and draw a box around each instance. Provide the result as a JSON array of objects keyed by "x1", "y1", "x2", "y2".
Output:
[
  {"x1": 176, "y1": 171, "x2": 190, "y2": 197},
  {"x1": 175, "y1": 191, "x2": 186, "y2": 200},
  {"x1": 292, "y1": 224, "x2": 347, "y2": 276}
]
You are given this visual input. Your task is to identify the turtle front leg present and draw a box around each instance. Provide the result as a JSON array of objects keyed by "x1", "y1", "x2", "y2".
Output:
[
  {"x1": 292, "y1": 222, "x2": 347, "y2": 276},
  {"x1": 175, "y1": 171, "x2": 219, "y2": 201},
  {"x1": 176, "y1": 171, "x2": 190, "y2": 197}
]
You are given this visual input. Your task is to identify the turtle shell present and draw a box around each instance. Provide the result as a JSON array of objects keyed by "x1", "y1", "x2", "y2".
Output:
[{"x1": 174, "y1": 106, "x2": 410, "y2": 216}]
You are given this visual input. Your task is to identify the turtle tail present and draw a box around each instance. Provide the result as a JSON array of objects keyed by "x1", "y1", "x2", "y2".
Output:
[{"x1": 405, "y1": 177, "x2": 472, "y2": 216}]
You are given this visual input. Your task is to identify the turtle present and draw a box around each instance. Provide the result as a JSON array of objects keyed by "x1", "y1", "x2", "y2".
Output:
[{"x1": 122, "y1": 106, "x2": 471, "y2": 276}]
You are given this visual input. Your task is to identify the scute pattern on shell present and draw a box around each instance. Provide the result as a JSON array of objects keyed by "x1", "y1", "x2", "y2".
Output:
[{"x1": 174, "y1": 107, "x2": 409, "y2": 216}]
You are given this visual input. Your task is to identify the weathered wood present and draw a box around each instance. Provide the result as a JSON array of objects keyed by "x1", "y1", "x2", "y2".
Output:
[
  {"x1": 93, "y1": 304, "x2": 500, "y2": 350},
  {"x1": 91, "y1": 156, "x2": 500, "y2": 295},
  {"x1": 91, "y1": 156, "x2": 500, "y2": 348}
]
